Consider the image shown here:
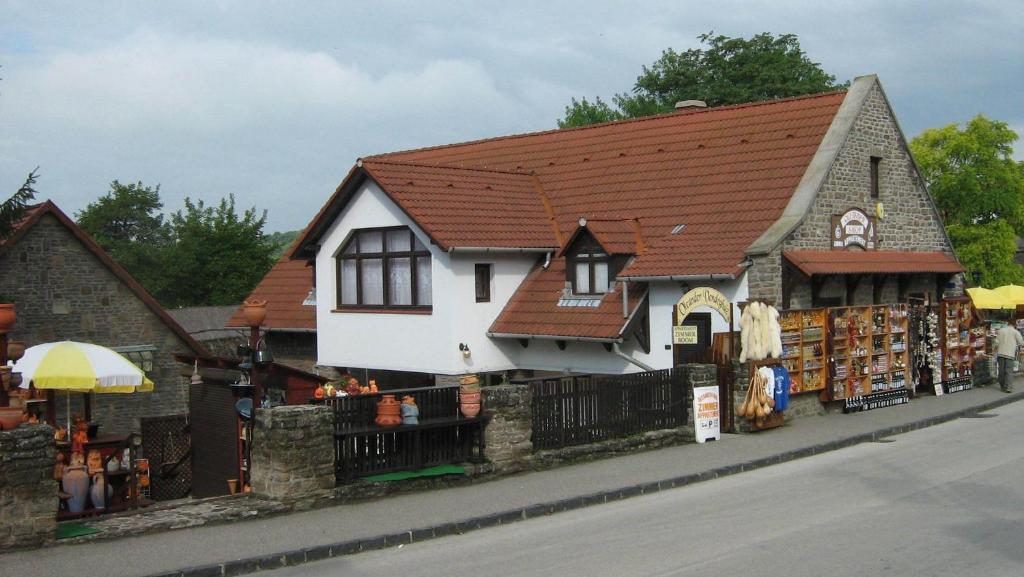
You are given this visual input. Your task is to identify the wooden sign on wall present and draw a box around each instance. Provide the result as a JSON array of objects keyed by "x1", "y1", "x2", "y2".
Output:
[{"x1": 831, "y1": 208, "x2": 876, "y2": 250}]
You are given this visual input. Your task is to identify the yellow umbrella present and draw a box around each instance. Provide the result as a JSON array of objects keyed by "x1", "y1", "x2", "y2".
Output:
[
  {"x1": 967, "y1": 287, "x2": 1014, "y2": 310},
  {"x1": 992, "y1": 284, "x2": 1024, "y2": 305},
  {"x1": 16, "y1": 341, "x2": 154, "y2": 393}
]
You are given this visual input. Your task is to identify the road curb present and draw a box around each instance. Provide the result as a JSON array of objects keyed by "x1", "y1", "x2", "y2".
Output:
[{"x1": 147, "y1": 393, "x2": 1021, "y2": 577}]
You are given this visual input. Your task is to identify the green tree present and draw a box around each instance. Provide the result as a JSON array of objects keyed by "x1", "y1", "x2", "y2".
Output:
[
  {"x1": 910, "y1": 115, "x2": 1024, "y2": 286},
  {"x1": 266, "y1": 229, "x2": 301, "y2": 260},
  {"x1": 1, "y1": 168, "x2": 39, "y2": 239},
  {"x1": 76, "y1": 181, "x2": 171, "y2": 296},
  {"x1": 162, "y1": 195, "x2": 275, "y2": 307},
  {"x1": 559, "y1": 32, "x2": 845, "y2": 128}
]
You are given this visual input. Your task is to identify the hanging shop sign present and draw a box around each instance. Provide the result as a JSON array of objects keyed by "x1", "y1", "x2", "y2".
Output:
[
  {"x1": 672, "y1": 325, "x2": 699, "y2": 345},
  {"x1": 692, "y1": 385, "x2": 721, "y2": 443},
  {"x1": 676, "y1": 287, "x2": 731, "y2": 324},
  {"x1": 831, "y1": 208, "x2": 877, "y2": 250}
]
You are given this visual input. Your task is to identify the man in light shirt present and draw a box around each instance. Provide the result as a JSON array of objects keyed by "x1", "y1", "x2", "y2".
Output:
[{"x1": 995, "y1": 323, "x2": 1024, "y2": 393}]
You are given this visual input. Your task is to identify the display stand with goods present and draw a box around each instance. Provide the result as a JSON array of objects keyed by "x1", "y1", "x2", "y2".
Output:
[
  {"x1": 737, "y1": 359, "x2": 782, "y2": 430},
  {"x1": 778, "y1": 308, "x2": 827, "y2": 394},
  {"x1": 939, "y1": 296, "x2": 974, "y2": 393},
  {"x1": 827, "y1": 304, "x2": 911, "y2": 412}
]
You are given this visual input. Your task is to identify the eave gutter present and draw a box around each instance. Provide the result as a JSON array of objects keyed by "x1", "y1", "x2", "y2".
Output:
[
  {"x1": 486, "y1": 332, "x2": 622, "y2": 344},
  {"x1": 617, "y1": 273, "x2": 737, "y2": 282},
  {"x1": 448, "y1": 247, "x2": 557, "y2": 254}
]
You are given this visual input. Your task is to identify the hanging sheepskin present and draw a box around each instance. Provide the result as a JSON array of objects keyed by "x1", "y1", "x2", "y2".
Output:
[{"x1": 739, "y1": 301, "x2": 784, "y2": 362}]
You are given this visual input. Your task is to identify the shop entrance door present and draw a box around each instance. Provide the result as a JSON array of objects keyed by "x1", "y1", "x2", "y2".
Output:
[{"x1": 674, "y1": 312, "x2": 712, "y2": 365}]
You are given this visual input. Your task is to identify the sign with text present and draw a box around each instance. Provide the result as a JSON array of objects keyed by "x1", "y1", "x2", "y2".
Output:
[
  {"x1": 673, "y1": 325, "x2": 699, "y2": 345},
  {"x1": 692, "y1": 386, "x2": 721, "y2": 443},
  {"x1": 675, "y1": 286, "x2": 731, "y2": 324},
  {"x1": 831, "y1": 208, "x2": 877, "y2": 250}
]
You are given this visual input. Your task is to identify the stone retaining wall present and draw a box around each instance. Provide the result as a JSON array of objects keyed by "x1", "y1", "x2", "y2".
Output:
[
  {"x1": 0, "y1": 424, "x2": 56, "y2": 550},
  {"x1": 482, "y1": 384, "x2": 532, "y2": 474},
  {"x1": 250, "y1": 405, "x2": 334, "y2": 506}
]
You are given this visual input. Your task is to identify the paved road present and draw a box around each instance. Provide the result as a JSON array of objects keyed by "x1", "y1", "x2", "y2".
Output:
[{"x1": 266, "y1": 402, "x2": 1024, "y2": 577}]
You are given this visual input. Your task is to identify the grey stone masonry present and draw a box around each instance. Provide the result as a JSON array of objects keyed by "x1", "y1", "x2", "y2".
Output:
[
  {"x1": 748, "y1": 81, "x2": 959, "y2": 304},
  {"x1": 250, "y1": 405, "x2": 334, "y2": 503},
  {"x1": 482, "y1": 384, "x2": 532, "y2": 474},
  {"x1": 0, "y1": 424, "x2": 56, "y2": 550},
  {"x1": 0, "y1": 213, "x2": 198, "y2": 434}
]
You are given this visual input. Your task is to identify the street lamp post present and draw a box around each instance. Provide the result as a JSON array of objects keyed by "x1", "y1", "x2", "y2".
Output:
[{"x1": 241, "y1": 299, "x2": 268, "y2": 409}]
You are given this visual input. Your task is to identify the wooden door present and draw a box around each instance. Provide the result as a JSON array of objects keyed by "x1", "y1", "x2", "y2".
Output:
[{"x1": 674, "y1": 312, "x2": 712, "y2": 365}]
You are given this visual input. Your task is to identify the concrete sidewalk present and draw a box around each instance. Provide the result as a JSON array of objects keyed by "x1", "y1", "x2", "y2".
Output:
[{"x1": 4, "y1": 384, "x2": 1022, "y2": 577}]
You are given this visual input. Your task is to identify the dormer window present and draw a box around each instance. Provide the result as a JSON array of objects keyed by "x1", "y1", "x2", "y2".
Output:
[
  {"x1": 336, "y1": 226, "x2": 432, "y2": 309},
  {"x1": 572, "y1": 242, "x2": 610, "y2": 295}
]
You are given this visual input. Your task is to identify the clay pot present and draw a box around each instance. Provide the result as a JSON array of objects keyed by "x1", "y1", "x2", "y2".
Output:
[
  {"x1": 0, "y1": 407, "x2": 22, "y2": 430},
  {"x1": 6, "y1": 340, "x2": 25, "y2": 362},
  {"x1": 375, "y1": 394, "x2": 402, "y2": 427},
  {"x1": 460, "y1": 401, "x2": 481, "y2": 418},
  {"x1": 459, "y1": 374, "x2": 479, "y2": 386},
  {"x1": 242, "y1": 299, "x2": 268, "y2": 328},
  {"x1": 459, "y1": 391, "x2": 481, "y2": 404},
  {"x1": 62, "y1": 467, "x2": 89, "y2": 513},
  {"x1": 0, "y1": 304, "x2": 15, "y2": 334}
]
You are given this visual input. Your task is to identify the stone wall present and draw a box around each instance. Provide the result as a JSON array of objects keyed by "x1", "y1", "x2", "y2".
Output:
[
  {"x1": 482, "y1": 384, "x2": 532, "y2": 474},
  {"x1": 250, "y1": 405, "x2": 334, "y2": 505},
  {"x1": 0, "y1": 213, "x2": 199, "y2": 434},
  {"x1": 0, "y1": 424, "x2": 56, "y2": 550},
  {"x1": 748, "y1": 82, "x2": 960, "y2": 305}
]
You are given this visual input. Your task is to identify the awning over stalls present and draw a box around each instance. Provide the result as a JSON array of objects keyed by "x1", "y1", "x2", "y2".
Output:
[{"x1": 784, "y1": 250, "x2": 964, "y2": 276}]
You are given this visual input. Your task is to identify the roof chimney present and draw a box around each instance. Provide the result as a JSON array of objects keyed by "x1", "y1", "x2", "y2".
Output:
[{"x1": 674, "y1": 100, "x2": 707, "y2": 111}]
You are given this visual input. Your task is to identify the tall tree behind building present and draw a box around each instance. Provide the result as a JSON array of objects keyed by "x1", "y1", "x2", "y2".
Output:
[
  {"x1": 559, "y1": 32, "x2": 845, "y2": 128},
  {"x1": 911, "y1": 115, "x2": 1024, "y2": 287},
  {"x1": 78, "y1": 184, "x2": 275, "y2": 307}
]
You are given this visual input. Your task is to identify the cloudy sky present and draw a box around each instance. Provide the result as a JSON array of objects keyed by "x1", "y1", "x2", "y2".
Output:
[{"x1": 1, "y1": 1, "x2": 1021, "y2": 232}]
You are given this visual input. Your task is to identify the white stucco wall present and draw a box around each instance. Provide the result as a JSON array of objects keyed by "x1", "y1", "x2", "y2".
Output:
[{"x1": 315, "y1": 181, "x2": 539, "y2": 375}]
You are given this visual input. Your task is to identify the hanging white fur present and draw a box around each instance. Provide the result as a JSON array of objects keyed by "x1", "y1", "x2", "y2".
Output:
[
  {"x1": 768, "y1": 305, "x2": 783, "y2": 359},
  {"x1": 758, "y1": 302, "x2": 773, "y2": 359},
  {"x1": 739, "y1": 304, "x2": 753, "y2": 362},
  {"x1": 748, "y1": 303, "x2": 762, "y2": 360}
]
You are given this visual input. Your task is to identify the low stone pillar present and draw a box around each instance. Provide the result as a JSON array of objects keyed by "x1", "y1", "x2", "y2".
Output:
[
  {"x1": 250, "y1": 405, "x2": 334, "y2": 503},
  {"x1": 482, "y1": 384, "x2": 532, "y2": 473},
  {"x1": 0, "y1": 424, "x2": 56, "y2": 550}
]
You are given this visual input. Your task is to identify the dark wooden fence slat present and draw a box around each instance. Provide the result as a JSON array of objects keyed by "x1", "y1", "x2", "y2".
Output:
[{"x1": 529, "y1": 368, "x2": 689, "y2": 450}]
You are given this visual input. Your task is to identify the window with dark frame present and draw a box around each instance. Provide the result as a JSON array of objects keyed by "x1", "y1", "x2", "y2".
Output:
[
  {"x1": 475, "y1": 263, "x2": 492, "y2": 303},
  {"x1": 870, "y1": 156, "x2": 881, "y2": 199},
  {"x1": 336, "y1": 226, "x2": 432, "y2": 309},
  {"x1": 571, "y1": 238, "x2": 610, "y2": 295}
]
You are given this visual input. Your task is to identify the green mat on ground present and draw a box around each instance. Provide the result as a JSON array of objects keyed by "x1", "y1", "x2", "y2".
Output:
[
  {"x1": 363, "y1": 464, "x2": 466, "y2": 482},
  {"x1": 56, "y1": 522, "x2": 102, "y2": 539}
]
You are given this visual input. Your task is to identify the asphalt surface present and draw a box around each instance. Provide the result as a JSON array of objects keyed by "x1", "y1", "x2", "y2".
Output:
[
  {"x1": 3, "y1": 382, "x2": 1022, "y2": 577},
  {"x1": 262, "y1": 400, "x2": 1024, "y2": 577}
]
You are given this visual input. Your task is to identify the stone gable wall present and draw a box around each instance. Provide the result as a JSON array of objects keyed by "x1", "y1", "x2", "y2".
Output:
[
  {"x1": 748, "y1": 83, "x2": 957, "y2": 305},
  {"x1": 0, "y1": 214, "x2": 197, "y2": 434}
]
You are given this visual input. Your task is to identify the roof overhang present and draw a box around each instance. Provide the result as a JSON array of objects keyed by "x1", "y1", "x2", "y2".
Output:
[
  {"x1": 784, "y1": 250, "x2": 964, "y2": 276},
  {"x1": 486, "y1": 332, "x2": 623, "y2": 344}
]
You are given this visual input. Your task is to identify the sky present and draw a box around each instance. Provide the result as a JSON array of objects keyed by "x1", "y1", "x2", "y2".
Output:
[{"x1": 1, "y1": 1, "x2": 1022, "y2": 233}]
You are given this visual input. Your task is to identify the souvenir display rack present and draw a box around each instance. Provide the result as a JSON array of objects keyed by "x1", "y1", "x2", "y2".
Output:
[
  {"x1": 939, "y1": 297, "x2": 974, "y2": 392},
  {"x1": 778, "y1": 308, "x2": 827, "y2": 394},
  {"x1": 829, "y1": 304, "x2": 910, "y2": 402}
]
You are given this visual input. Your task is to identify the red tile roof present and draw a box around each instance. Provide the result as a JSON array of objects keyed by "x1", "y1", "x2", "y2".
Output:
[
  {"x1": 487, "y1": 258, "x2": 646, "y2": 340},
  {"x1": 362, "y1": 160, "x2": 557, "y2": 250},
  {"x1": 227, "y1": 251, "x2": 316, "y2": 331},
  {"x1": 784, "y1": 250, "x2": 964, "y2": 276},
  {"x1": 364, "y1": 90, "x2": 847, "y2": 276},
  {"x1": 560, "y1": 219, "x2": 643, "y2": 256}
]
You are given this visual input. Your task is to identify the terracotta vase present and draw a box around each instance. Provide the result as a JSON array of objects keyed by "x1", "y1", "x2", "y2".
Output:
[
  {"x1": 375, "y1": 394, "x2": 402, "y2": 427},
  {"x1": 6, "y1": 340, "x2": 25, "y2": 362},
  {"x1": 0, "y1": 304, "x2": 15, "y2": 334},
  {"x1": 459, "y1": 391, "x2": 481, "y2": 404},
  {"x1": 460, "y1": 401, "x2": 481, "y2": 418},
  {"x1": 459, "y1": 374, "x2": 479, "y2": 386},
  {"x1": 0, "y1": 407, "x2": 21, "y2": 430},
  {"x1": 62, "y1": 467, "x2": 89, "y2": 513},
  {"x1": 242, "y1": 299, "x2": 268, "y2": 328}
]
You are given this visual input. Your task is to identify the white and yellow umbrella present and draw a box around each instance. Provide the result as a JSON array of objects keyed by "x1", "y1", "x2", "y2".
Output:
[{"x1": 16, "y1": 341, "x2": 154, "y2": 394}]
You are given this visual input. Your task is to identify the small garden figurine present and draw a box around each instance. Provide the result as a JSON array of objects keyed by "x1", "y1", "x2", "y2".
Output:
[{"x1": 400, "y1": 395, "x2": 419, "y2": 425}]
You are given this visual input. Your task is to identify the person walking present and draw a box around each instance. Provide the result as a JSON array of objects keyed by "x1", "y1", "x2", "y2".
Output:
[{"x1": 995, "y1": 322, "x2": 1024, "y2": 393}]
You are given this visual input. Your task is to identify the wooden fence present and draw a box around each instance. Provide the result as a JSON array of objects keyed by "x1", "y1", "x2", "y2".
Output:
[
  {"x1": 529, "y1": 368, "x2": 688, "y2": 450},
  {"x1": 315, "y1": 385, "x2": 487, "y2": 483}
]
